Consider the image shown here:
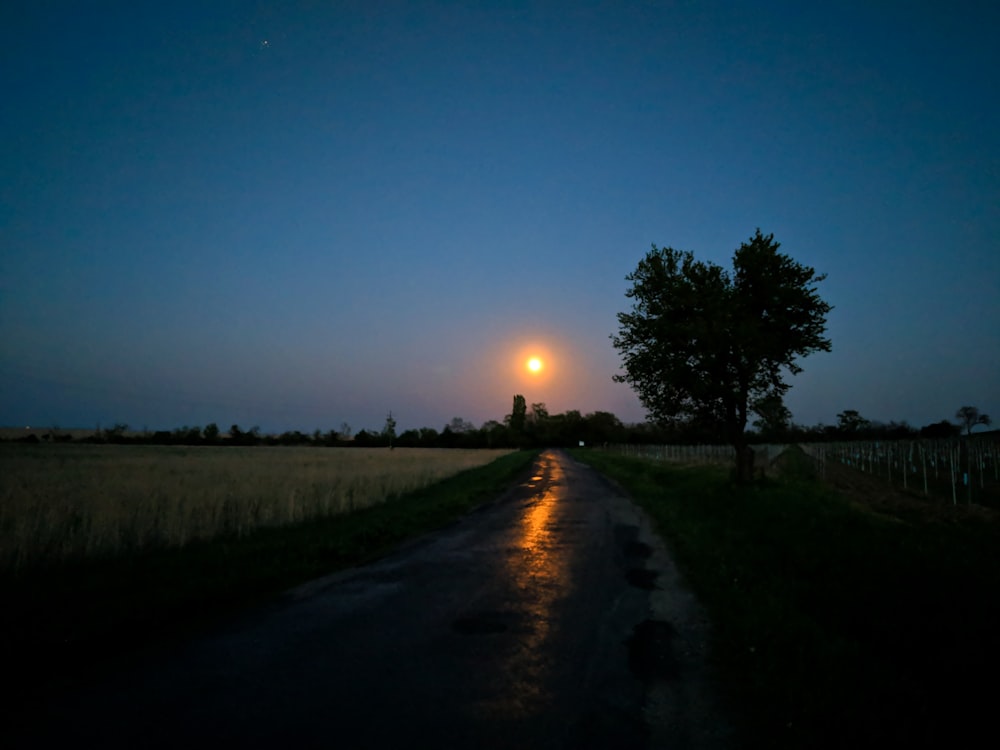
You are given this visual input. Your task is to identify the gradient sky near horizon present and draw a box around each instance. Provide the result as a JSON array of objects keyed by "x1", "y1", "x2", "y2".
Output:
[{"x1": 2, "y1": 0, "x2": 998, "y2": 434}]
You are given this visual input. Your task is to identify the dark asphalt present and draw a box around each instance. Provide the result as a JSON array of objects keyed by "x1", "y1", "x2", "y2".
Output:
[{"x1": 13, "y1": 450, "x2": 725, "y2": 748}]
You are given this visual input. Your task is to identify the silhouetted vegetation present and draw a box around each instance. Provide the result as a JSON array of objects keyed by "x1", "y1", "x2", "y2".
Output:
[
  {"x1": 920, "y1": 419, "x2": 961, "y2": 439},
  {"x1": 612, "y1": 230, "x2": 832, "y2": 481},
  {"x1": 957, "y1": 405, "x2": 992, "y2": 435},
  {"x1": 2, "y1": 397, "x2": 994, "y2": 451}
]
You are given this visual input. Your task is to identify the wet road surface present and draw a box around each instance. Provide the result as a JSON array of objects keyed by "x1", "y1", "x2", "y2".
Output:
[{"x1": 13, "y1": 450, "x2": 730, "y2": 748}]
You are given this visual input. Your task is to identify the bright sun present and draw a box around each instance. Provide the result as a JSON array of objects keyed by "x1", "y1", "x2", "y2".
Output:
[{"x1": 527, "y1": 357, "x2": 543, "y2": 373}]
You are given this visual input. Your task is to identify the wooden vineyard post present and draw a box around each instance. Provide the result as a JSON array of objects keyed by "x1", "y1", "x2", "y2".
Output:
[
  {"x1": 949, "y1": 443, "x2": 958, "y2": 506},
  {"x1": 920, "y1": 443, "x2": 928, "y2": 496},
  {"x1": 967, "y1": 441, "x2": 973, "y2": 505}
]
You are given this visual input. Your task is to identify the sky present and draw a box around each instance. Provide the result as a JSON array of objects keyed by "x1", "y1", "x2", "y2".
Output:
[{"x1": 1, "y1": 0, "x2": 998, "y2": 435}]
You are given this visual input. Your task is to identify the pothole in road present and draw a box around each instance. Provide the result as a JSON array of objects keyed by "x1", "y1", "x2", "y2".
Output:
[
  {"x1": 627, "y1": 619, "x2": 679, "y2": 681},
  {"x1": 453, "y1": 613, "x2": 510, "y2": 635},
  {"x1": 626, "y1": 568, "x2": 660, "y2": 590}
]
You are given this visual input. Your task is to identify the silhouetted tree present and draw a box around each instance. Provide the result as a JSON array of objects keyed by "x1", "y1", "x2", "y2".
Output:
[
  {"x1": 446, "y1": 417, "x2": 475, "y2": 433},
  {"x1": 545, "y1": 410, "x2": 582, "y2": 446},
  {"x1": 581, "y1": 411, "x2": 626, "y2": 446},
  {"x1": 920, "y1": 420, "x2": 961, "y2": 439},
  {"x1": 882, "y1": 421, "x2": 916, "y2": 439},
  {"x1": 278, "y1": 430, "x2": 309, "y2": 446},
  {"x1": 203, "y1": 423, "x2": 220, "y2": 442},
  {"x1": 103, "y1": 423, "x2": 129, "y2": 443},
  {"x1": 172, "y1": 425, "x2": 201, "y2": 444},
  {"x1": 836, "y1": 410, "x2": 871, "y2": 435},
  {"x1": 529, "y1": 403, "x2": 549, "y2": 423},
  {"x1": 228, "y1": 424, "x2": 260, "y2": 446},
  {"x1": 438, "y1": 426, "x2": 457, "y2": 448},
  {"x1": 752, "y1": 394, "x2": 792, "y2": 438},
  {"x1": 956, "y1": 406, "x2": 992, "y2": 436},
  {"x1": 520, "y1": 403, "x2": 549, "y2": 445},
  {"x1": 397, "y1": 429, "x2": 421, "y2": 447},
  {"x1": 481, "y1": 420, "x2": 508, "y2": 448},
  {"x1": 613, "y1": 230, "x2": 832, "y2": 481},
  {"x1": 383, "y1": 411, "x2": 397, "y2": 448},
  {"x1": 508, "y1": 394, "x2": 527, "y2": 439}
]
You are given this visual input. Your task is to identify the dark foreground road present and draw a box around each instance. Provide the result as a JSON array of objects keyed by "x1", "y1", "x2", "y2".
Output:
[{"x1": 12, "y1": 450, "x2": 730, "y2": 749}]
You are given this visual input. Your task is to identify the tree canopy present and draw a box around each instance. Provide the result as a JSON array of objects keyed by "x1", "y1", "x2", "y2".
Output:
[
  {"x1": 382, "y1": 411, "x2": 397, "y2": 448},
  {"x1": 836, "y1": 409, "x2": 871, "y2": 434},
  {"x1": 507, "y1": 394, "x2": 527, "y2": 435},
  {"x1": 956, "y1": 406, "x2": 991, "y2": 435},
  {"x1": 612, "y1": 229, "x2": 832, "y2": 480}
]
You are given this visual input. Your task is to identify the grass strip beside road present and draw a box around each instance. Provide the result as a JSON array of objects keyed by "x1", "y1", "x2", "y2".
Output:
[
  {"x1": 571, "y1": 447, "x2": 1000, "y2": 749},
  {"x1": 4, "y1": 450, "x2": 539, "y2": 690}
]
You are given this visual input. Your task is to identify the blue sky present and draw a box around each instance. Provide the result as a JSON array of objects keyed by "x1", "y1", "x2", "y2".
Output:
[{"x1": 2, "y1": 0, "x2": 997, "y2": 434}]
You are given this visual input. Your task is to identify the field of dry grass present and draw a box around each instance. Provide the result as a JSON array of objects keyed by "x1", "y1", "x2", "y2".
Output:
[{"x1": 0, "y1": 445, "x2": 511, "y2": 572}]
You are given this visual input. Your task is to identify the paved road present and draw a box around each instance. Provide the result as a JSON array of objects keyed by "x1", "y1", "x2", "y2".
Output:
[{"x1": 14, "y1": 450, "x2": 729, "y2": 748}]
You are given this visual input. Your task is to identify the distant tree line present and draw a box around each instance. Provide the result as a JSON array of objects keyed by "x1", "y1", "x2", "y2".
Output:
[
  {"x1": 750, "y1": 405, "x2": 993, "y2": 443},
  {"x1": 4, "y1": 402, "x2": 993, "y2": 448}
]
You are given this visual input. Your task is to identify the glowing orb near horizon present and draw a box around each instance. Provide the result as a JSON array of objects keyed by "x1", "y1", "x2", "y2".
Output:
[{"x1": 527, "y1": 357, "x2": 543, "y2": 373}]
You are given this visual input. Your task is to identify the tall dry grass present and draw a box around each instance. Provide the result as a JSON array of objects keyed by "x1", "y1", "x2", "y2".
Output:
[{"x1": 0, "y1": 445, "x2": 511, "y2": 572}]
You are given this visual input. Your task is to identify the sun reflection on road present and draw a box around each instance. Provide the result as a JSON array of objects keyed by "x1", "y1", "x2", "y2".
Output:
[{"x1": 481, "y1": 451, "x2": 573, "y2": 719}]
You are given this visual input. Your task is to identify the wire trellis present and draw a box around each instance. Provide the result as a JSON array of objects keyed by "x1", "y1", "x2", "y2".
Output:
[{"x1": 801, "y1": 438, "x2": 999, "y2": 505}]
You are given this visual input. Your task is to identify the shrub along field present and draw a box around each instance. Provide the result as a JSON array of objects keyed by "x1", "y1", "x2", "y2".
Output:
[
  {"x1": 570, "y1": 446, "x2": 1000, "y2": 749},
  {"x1": 0, "y1": 444, "x2": 513, "y2": 572}
]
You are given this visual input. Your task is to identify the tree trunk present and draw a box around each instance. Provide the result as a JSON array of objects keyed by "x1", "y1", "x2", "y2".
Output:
[
  {"x1": 727, "y1": 402, "x2": 754, "y2": 483},
  {"x1": 734, "y1": 439, "x2": 755, "y2": 483}
]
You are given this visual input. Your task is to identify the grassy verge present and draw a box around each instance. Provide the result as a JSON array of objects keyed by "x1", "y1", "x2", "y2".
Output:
[
  {"x1": 570, "y1": 447, "x2": 1000, "y2": 749},
  {"x1": 4, "y1": 450, "x2": 538, "y2": 690}
]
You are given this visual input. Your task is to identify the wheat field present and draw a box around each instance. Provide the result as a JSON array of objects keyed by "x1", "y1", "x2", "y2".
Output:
[{"x1": 0, "y1": 445, "x2": 512, "y2": 572}]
